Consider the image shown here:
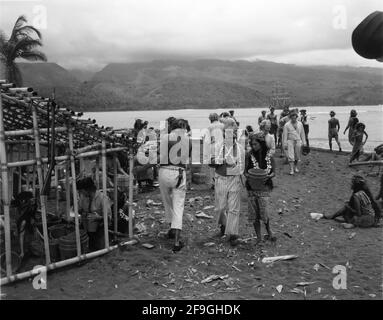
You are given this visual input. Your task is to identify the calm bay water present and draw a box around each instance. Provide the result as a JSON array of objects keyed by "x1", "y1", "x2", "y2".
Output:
[{"x1": 85, "y1": 105, "x2": 383, "y2": 152}]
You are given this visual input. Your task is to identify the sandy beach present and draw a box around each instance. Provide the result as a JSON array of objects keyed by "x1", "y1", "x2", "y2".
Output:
[{"x1": 2, "y1": 149, "x2": 382, "y2": 300}]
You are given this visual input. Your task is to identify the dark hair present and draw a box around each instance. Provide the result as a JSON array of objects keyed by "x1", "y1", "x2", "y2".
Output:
[
  {"x1": 351, "y1": 175, "x2": 381, "y2": 218},
  {"x1": 229, "y1": 110, "x2": 234, "y2": 115},
  {"x1": 350, "y1": 109, "x2": 357, "y2": 117},
  {"x1": 220, "y1": 112, "x2": 230, "y2": 118},
  {"x1": 76, "y1": 177, "x2": 97, "y2": 192},
  {"x1": 166, "y1": 117, "x2": 176, "y2": 133},
  {"x1": 245, "y1": 125, "x2": 254, "y2": 137},
  {"x1": 134, "y1": 119, "x2": 143, "y2": 131},
  {"x1": 355, "y1": 122, "x2": 365, "y2": 131}
]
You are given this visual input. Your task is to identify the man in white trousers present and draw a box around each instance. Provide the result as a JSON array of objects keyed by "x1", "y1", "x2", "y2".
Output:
[{"x1": 212, "y1": 118, "x2": 245, "y2": 246}]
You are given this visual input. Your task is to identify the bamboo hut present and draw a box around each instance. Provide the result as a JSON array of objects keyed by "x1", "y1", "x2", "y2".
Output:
[{"x1": 0, "y1": 80, "x2": 139, "y2": 285}]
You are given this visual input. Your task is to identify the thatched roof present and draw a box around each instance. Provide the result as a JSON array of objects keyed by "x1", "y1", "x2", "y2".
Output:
[{"x1": 0, "y1": 81, "x2": 137, "y2": 151}]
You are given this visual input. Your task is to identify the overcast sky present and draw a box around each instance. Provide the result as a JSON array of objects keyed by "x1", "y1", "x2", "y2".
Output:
[{"x1": 1, "y1": 0, "x2": 382, "y2": 70}]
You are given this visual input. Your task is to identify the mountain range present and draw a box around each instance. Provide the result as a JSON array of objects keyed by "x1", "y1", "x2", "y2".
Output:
[{"x1": 17, "y1": 60, "x2": 383, "y2": 111}]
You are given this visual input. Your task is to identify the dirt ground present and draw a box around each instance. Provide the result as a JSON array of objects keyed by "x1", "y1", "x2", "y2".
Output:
[{"x1": 2, "y1": 150, "x2": 382, "y2": 300}]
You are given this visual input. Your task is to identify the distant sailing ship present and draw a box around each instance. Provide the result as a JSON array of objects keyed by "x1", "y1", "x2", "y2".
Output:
[{"x1": 270, "y1": 82, "x2": 291, "y2": 109}]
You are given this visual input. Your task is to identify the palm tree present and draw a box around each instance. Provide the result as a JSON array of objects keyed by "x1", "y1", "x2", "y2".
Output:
[{"x1": 0, "y1": 15, "x2": 47, "y2": 85}]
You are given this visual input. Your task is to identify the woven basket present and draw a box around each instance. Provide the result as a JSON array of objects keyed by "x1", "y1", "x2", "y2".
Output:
[{"x1": 247, "y1": 168, "x2": 267, "y2": 191}]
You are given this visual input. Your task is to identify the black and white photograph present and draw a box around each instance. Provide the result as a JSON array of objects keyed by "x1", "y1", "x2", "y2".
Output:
[{"x1": 0, "y1": 0, "x2": 382, "y2": 306}]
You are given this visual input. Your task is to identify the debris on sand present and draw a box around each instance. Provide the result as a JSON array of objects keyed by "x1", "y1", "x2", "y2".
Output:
[
  {"x1": 203, "y1": 242, "x2": 215, "y2": 247},
  {"x1": 262, "y1": 255, "x2": 298, "y2": 263},
  {"x1": 135, "y1": 222, "x2": 147, "y2": 234},
  {"x1": 232, "y1": 265, "x2": 242, "y2": 272},
  {"x1": 146, "y1": 199, "x2": 162, "y2": 206},
  {"x1": 296, "y1": 281, "x2": 316, "y2": 286},
  {"x1": 201, "y1": 274, "x2": 229, "y2": 284},
  {"x1": 290, "y1": 288, "x2": 305, "y2": 294},
  {"x1": 310, "y1": 212, "x2": 323, "y2": 220},
  {"x1": 186, "y1": 213, "x2": 194, "y2": 222},
  {"x1": 189, "y1": 196, "x2": 203, "y2": 204},
  {"x1": 313, "y1": 264, "x2": 320, "y2": 271},
  {"x1": 142, "y1": 243, "x2": 155, "y2": 249},
  {"x1": 276, "y1": 285, "x2": 283, "y2": 293},
  {"x1": 348, "y1": 232, "x2": 356, "y2": 239},
  {"x1": 319, "y1": 262, "x2": 331, "y2": 270},
  {"x1": 203, "y1": 205, "x2": 215, "y2": 210},
  {"x1": 195, "y1": 212, "x2": 214, "y2": 219}
]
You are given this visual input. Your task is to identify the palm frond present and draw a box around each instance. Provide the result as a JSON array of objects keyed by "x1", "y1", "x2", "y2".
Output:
[
  {"x1": 19, "y1": 50, "x2": 47, "y2": 62},
  {"x1": 14, "y1": 25, "x2": 42, "y2": 40},
  {"x1": 11, "y1": 38, "x2": 43, "y2": 59},
  {"x1": 10, "y1": 15, "x2": 27, "y2": 41}
]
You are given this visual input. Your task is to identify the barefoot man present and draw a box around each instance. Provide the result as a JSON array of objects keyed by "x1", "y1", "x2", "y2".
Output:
[{"x1": 328, "y1": 111, "x2": 342, "y2": 152}]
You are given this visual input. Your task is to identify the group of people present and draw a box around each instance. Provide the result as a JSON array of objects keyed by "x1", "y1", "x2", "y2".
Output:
[
  {"x1": 327, "y1": 109, "x2": 369, "y2": 164},
  {"x1": 158, "y1": 107, "x2": 381, "y2": 252},
  {"x1": 11, "y1": 107, "x2": 381, "y2": 260},
  {"x1": 257, "y1": 106, "x2": 371, "y2": 165},
  {"x1": 255, "y1": 106, "x2": 308, "y2": 175}
]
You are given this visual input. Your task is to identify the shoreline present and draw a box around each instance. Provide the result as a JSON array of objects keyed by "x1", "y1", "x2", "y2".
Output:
[{"x1": 81, "y1": 104, "x2": 383, "y2": 113}]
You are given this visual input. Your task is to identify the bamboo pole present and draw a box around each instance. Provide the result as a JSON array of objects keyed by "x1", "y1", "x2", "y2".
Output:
[
  {"x1": 6, "y1": 147, "x2": 126, "y2": 168},
  {"x1": 8, "y1": 145, "x2": 13, "y2": 201},
  {"x1": 31, "y1": 103, "x2": 51, "y2": 265},
  {"x1": 18, "y1": 146, "x2": 22, "y2": 193},
  {"x1": 0, "y1": 239, "x2": 138, "y2": 285},
  {"x1": 101, "y1": 140, "x2": 110, "y2": 248},
  {"x1": 113, "y1": 154, "x2": 118, "y2": 241},
  {"x1": 54, "y1": 165, "x2": 59, "y2": 213},
  {"x1": 128, "y1": 149, "x2": 134, "y2": 239},
  {"x1": 0, "y1": 94, "x2": 12, "y2": 277},
  {"x1": 349, "y1": 160, "x2": 383, "y2": 167},
  {"x1": 95, "y1": 157, "x2": 100, "y2": 189},
  {"x1": 26, "y1": 144, "x2": 30, "y2": 191},
  {"x1": 65, "y1": 161, "x2": 71, "y2": 221},
  {"x1": 32, "y1": 164, "x2": 36, "y2": 196},
  {"x1": 68, "y1": 129, "x2": 82, "y2": 257},
  {"x1": 4, "y1": 127, "x2": 67, "y2": 137}
]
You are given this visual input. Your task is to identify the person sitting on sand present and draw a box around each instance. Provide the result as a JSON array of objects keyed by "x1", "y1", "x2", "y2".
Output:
[
  {"x1": 260, "y1": 120, "x2": 276, "y2": 156},
  {"x1": 359, "y1": 144, "x2": 383, "y2": 162},
  {"x1": 245, "y1": 132, "x2": 276, "y2": 244},
  {"x1": 324, "y1": 175, "x2": 381, "y2": 228},
  {"x1": 328, "y1": 111, "x2": 342, "y2": 152},
  {"x1": 350, "y1": 123, "x2": 368, "y2": 164},
  {"x1": 344, "y1": 109, "x2": 359, "y2": 146},
  {"x1": 16, "y1": 192, "x2": 44, "y2": 259},
  {"x1": 282, "y1": 110, "x2": 307, "y2": 175}
]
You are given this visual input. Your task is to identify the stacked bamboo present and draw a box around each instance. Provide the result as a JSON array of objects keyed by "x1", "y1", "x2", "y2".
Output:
[{"x1": 0, "y1": 80, "x2": 139, "y2": 285}]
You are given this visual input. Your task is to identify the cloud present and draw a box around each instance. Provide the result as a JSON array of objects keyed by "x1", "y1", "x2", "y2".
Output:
[{"x1": 1, "y1": 0, "x2": 382, "y2": 70}]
